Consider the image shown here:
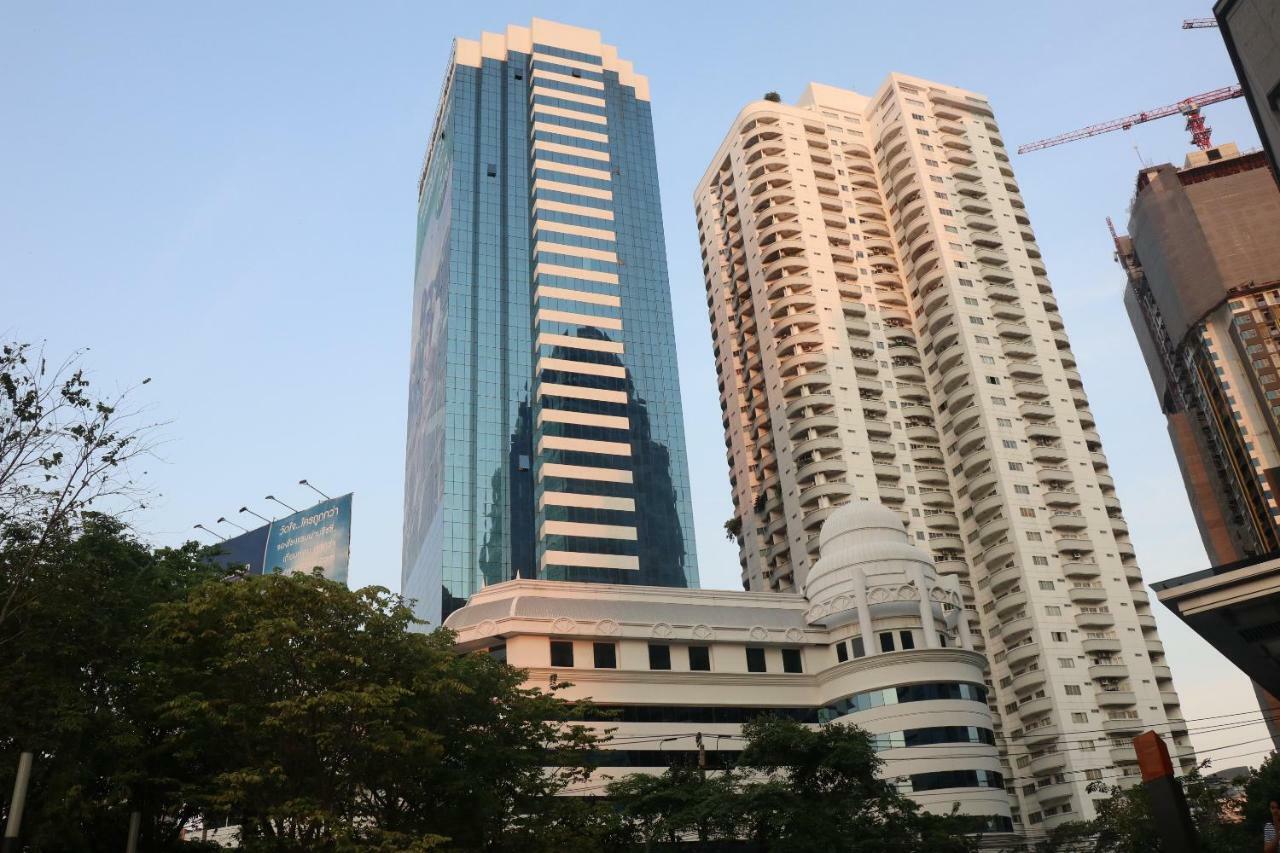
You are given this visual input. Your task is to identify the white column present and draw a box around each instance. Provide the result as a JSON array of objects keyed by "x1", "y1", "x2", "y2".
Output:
[
  {"x1": 851, "y1": 566, "x2": 877, "y2": 656},
  {"x1": 910, "y1": 564, "x2": 940, "y2": 648},
  {"x1": 957, "y1": 605, "x2": 974, "y2": 651}
]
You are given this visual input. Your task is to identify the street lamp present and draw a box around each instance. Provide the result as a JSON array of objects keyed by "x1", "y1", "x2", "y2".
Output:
[
  {"x1": 193, "y1": 524, "x2": 226, "y2": 542},
  {"x1": 264, "y1": 495, "x2": 298, "y2": 514},
  {"x1": 239, "y1": 506, "x2": 272, "y2": 525},
  {"x1": 298, "y1": 479, "x2": 331, "y2": 500},
  {"x1": 216, "y1": 516, "x2": 248, "y2": 534}
]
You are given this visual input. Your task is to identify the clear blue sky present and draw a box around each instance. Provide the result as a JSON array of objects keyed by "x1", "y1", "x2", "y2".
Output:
[{"x1": 4, "y1": 1, "x2": 1272, "y2": 767}]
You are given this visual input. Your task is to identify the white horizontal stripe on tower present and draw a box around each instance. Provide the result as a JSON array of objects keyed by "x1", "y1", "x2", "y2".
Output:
[
  {"x1": 538, "y1": 462, "x2": 634, "y2": 483},
  {"x1": 536, "y1": 356, "x2": 626, "y2": 379},
  {"x1": 541, "y1": 519, "x2": 637, "y2": 540},
  {"x1": 538, "y1": 382, "x2": 627, "y2": 404},
  {"x1": 530, "y1": 53, "x2": 603, "y2": 74},
  {"x1": 533, "y1": 198, "x2": 615, "y2": 220},
  {"x1": 534, "y1": 286, "x2": 620, "y2": 307},
  {"x1": 532, "y1": 139, "x2": 610, "y2": 162},
  {"x1": 530, "y1": 67, "x2": 605, "y2": 90},
  {"x1": 535, "y1": 307, "x2": 623, "y2": 329},
  {"x1": 539, "y1": 491, "x2": 636, "y2": 512},
  {"x1": 533, "y1": 219, "x2": 616, "y2": 242},
  {"x1": 533, "y1": 178, "x2": 612, "y2": 200},
  {"x1": 537, "y1": 434, "x2": 631, "y2": 456},
  {"x1": 536, "y1": 332, "x2": 624, "y2": 354},
  {"x1": 533, "y1": 240, "x2": 617, "y2": 263},
  {"x1": 536, "y1": 407, "x2": 630, "y2": 430},
  {"x1": 533, "y1": 263, "x2": 618, "y2": 285},
  {"x1": 531, "y1": 158, "x2": 611, "y2": 182},
  {"x1": 531, "y1": 121, "x2": 608, "y2": 144},
  {"x1": 531, "y1": 103, "x2": 607, "y2": 126},
  {"x1": 540, "y1": 550, "x2": 639, "y2": 571}
]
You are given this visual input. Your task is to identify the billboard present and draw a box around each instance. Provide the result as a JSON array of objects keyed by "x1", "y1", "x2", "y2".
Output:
[
  {"x1": 262, "y1": 494, "x2": 353, "y2": 584},
  {"x1": 207, "y1": 494, "x2": 353, "y2": 585}
]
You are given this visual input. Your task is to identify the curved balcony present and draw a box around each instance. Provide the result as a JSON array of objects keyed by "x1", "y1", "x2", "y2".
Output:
[
  {"x1": 1056, "y1": 536, "x2": 1093, "y2": 553},
  {"x1": 1024, "y1": 721, "x2": 1061, "y2": 746},
  {"x1": 1097, "y1": 690, "x2": 1136, "y2": 709},
  {"x1": 927, "y1": 532, "x2": 964, "y2": 552},
  {"x1": 781, "y1": 370, "x2": 831, "y2": 399},
  {"x1": 1082, "y1": 635, "x2": 1121, "y2": 654},
  {"x1": 796, "y1": 456, "x2": 846, "y2": 483},
  {"x1": 1030, "y1": 750, "x2": 1067, "y2": 776},
  {"x1": 911, "y1": 443, "x2": 944, "y2": 465},
  {"x1": 988, "y1": 563, "x2": 1021, "y2": 595},
  {"x1": 1063, "y1": 560, "x2": 1101, "y2": 579},
  {"x1": 984, "y1": 539, "x2": 1017, "y2": 570},
  {"x1": 1067, "y1": 583, "x2": 1107, "y2": 604},
  {"x1": 785, "y1": 391, "x2": 835, "y2": 419},
  {"x1": 1049, "y1": 511, "x2": 1087, "y2": 532},
  {"x1": 1089, "y1": 662, "x2": 1129, "y2": 680},
  {"x1": 1151, "y1": 663, "x2": 1172, "y2": 680},
  {"x1": 1011, "y1": 666, "x2": 1047, "y2": 695},
  {"x1": 1076, "y1": 608, "x2": 1115, "y2": 630},
  {"x1": 994, "y1": 588, "x2": 1027, "y2": 619},
  {"x1": 1006, "y1": 640, "x2": 1041, "y2": 670},
  {"x1": 799, "y1": 480, "x2": 853, "y2": 509},
  {"x1": 1020, "y1": 401, "x2": 1055, "y2": 421},
  {"x1": 905, "y1": 422, "x2": 939, "y2": 444},
  {"x1": 1004, "y1": 340, "x2": 1036, "y2": 359},
  {"x1": 793, "y1": 432, "x2": 843, "y2": 459}
]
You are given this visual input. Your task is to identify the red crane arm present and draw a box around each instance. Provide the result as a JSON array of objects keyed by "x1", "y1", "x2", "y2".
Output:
[{"x1": 1017, "y1": 85, "x2": 1243, "y2": 154}]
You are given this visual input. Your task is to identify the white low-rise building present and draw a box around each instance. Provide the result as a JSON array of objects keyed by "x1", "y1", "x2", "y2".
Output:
[{"x1": 446, "y1": 502, "x2": 1014, "y2": 833}]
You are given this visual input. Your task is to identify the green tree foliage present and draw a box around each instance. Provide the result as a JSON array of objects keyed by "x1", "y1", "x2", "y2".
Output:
[
  {"x1": 0, "y1": 515, "x2": 225, "y2": 851},
  {"x1": 144, "y1": 572, "x2": 604, "y2": 852},
  {"x1": 1027, "y1": 769, "x2": 1252, "y2": 853},
  {"x1": 607, "y1": 716, "x2": 986, "y2": 852}
]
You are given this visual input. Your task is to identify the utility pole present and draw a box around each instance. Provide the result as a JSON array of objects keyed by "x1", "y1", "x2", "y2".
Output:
[
  {"x1": 125, "y1": 810, "x2": 141, "y2": 853},
  {"x1": 696, "y1": 731, "x2": 706, "y2": 779},
  {"x1": 2, "y1": 752, "x2": 33, "y2": 853}
]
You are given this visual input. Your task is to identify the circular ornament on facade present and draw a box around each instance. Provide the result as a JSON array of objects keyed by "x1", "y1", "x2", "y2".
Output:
[
  {"x1": 692, "y1": 624, "x2": 714, "y2": 640},
  {"x1": 476, "y1": 619, "x2": 498, "y2": 637},
  {"x1": 897, "y1": 585, "x2": 918, "y2": 601},
  {"x1": 831, "y1": 594, "x2": 850, "y2": 611},
  {"x1": 868, "y1": 586, "x2": 891, "y2": 604},
  {"x1": 652, "y1": 622, "x2": 673, "y2": 638},
  {"x1": 597, "y1": 619, "x2": 620, "y2": 636},
  {"x1": 749, "y1": 626, "x2": 769, "y2": 641},
  {"x1": 930, "y1": 587, "x2": 948, "y2": 602},
  {"x1": 552, "y1": 617, "x2": 576, "y2": 635},
  {"x1": 784, "y1": 627, "x2": 804, "y2": 643}
]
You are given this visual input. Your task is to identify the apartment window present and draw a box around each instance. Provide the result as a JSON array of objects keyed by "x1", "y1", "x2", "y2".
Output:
[
  {"x1": 1038, "y1": 580, "x2": 1054, "y2": 590},
  {"x1": 970, "y1": 316, "x2": 985, "y2": 325},
  {"x1": 851, "y1": 636, "x2": 866, "y2": 658},
  {"x1": 999, "y1": 418, "x2": 1014, "y2": 429},
  {"x1": 1026, "y1": 531, "x2": 1042, "y2": 541},
  {"x1": 1006, "y1": 440, "x2": 1021, "y2": 450},
  {"x1": 1046, "y1": 605, "x2": 1062, "y2": 616},
  {"x1": 1032, "y1": 555, "x2": 1048, "y2": 565},
  {"x1": 1058, "y1": 658, "x2": 1075, "y2": 669},
  {"x1": 689, "y1": 645, "x2": 712, "y2": 671},
  {"x1": 782, "y1": 648, "x2": 804, "y2": 673},
  {"x1": 879, "y1": 632, "x2": 896, "y2": 652},
  {"x1": 550, "y1": 641, "x2": 575, "y2": 668},
  {"x1": 649, "y1": 643, "x2": 672, "y2": 670},
  {"x1": 939, "y1": 207, "x2": 953, "y2": 215},
  {"x1": 982, "y1": 355, "x2": 996, "y2": 364},
  {"x1": 899, "y1": 630, "x2": 915, "y2": 650},
  {"x1": 931, "y1": 175, "x2": 945, "y2": 184},
  {"x1": 1052, "y1": 632, "x2": 1068, "y2": 642},
  {"x1": 925, "y1": 158, "x2": 939, "y2": 166},
  {"x1": 964, "y1": 297, "x2": 979, "y2": 306},
  {"x1": 1015, "y1": 485, "x2": 1030, "y2": 495},
  {"x1": 975, "y1": 335, "x2": 989, "y2": 344},
  {"x1": 746, "y1": 646, "x2": 767, "y2": 672},
  {"x1": 836, "y1": 642, "x2": 849, "y2": 663},
  {"x1": 1019, "y1": 506, "x2": 1035, "y2": 516},
  {"x1": 593, "y1": 642, "x2": 617, "y2": 669},
  {"x1": 992, "y1": 396, "x2": 1005, "y2": 405},
  {"x1": 1008, "y1": 461, "x2": 1024, "y2": 471},
  {"x1": 911, "y1": 112, "x2": 926, "y2": 120},
  {"x1": 1071, "y1": 712, "x2": 1089, "y2": 723},
  {"x1": 1064, "y1": 684, "x2": 1082, "y2": 695}
]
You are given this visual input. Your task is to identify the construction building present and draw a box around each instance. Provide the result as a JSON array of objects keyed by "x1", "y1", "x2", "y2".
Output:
[
  {"x1": 693, "y1": 77, "x2": 1193, "y2": 832},
  {"x1": 1120, "y1": 140, "x2": 1280, "y2": 748},
  {"x1": 1215, "y1": 0, "x2": 1280, "y2": 183}
]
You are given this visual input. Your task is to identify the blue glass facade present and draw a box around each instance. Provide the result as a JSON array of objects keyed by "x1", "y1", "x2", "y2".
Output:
[{"x1": 403, "y1": 35, "x2": 699, "y2": 626}]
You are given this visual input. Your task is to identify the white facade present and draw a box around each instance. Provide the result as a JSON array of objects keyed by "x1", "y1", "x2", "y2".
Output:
[
  {"x1": 692, "y1": 77, "x2": 1192, "y2": 832},
  {"x1": 446, "y1": 503, "x2": 1014, "y2": 834}
]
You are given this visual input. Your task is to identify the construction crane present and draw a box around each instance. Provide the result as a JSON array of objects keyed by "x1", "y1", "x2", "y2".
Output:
[
  {"x1": 1182, "y1": 17, "x2": 1218, "y2": 28},
  {"x1": 1017, "y1": 84, "x2": 1244, "y2": 154}
]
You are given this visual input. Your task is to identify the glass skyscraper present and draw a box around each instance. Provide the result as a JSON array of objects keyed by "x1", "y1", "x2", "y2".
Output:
[{"x1": 403, "y1": 19, "x2": 699, "y2": 626}]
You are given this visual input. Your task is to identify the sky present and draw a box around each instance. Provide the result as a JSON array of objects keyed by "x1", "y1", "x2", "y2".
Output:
[{"x1": 3, "y1": 0, "x2": 1275, "y2": 770}]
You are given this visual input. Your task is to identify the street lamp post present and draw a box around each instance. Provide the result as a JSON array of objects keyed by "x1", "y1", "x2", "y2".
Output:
[
  {"x1": 298, "y1": 479, "x2": 331, "y2": 501},
  {"x1": 193, "y1": 524, "x2": 226, "y2": 542},
  {"x1": 264, "y1": 495, "x2": 298, "y2": 514}
]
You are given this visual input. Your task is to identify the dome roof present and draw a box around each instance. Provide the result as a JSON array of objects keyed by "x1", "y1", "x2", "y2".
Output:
[
  {"x1": 817, "y1": 501, "x2": 907, "y2": 550},
  {"x1": 803, "y1": 499, "x2": 939, "y2": 605}
]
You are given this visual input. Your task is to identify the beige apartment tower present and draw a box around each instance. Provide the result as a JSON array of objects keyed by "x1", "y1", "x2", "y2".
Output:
[{"x1": 694, "y1": 77, "x2": 1193, "y2": 832}]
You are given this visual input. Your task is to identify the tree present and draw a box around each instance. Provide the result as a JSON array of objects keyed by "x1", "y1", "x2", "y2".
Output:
[
  {"x1": 0, "y1": 515, "x2": 225, "y2": 852},
  {"x1": 723, "y1": 516, "x2": 742, "y2": 542},
  {"x1": 763, "y1": 92, "x2": 782, "y2": 103},
  {"x1": 607, "y1": 716, "x2": 985, "y2": 852},
  {"x1": 1031, "y1": 769, "x2": 1251, "y2": 853},
  {"x1": 0, "y1": 340, "x2": 158, "y2": 643},
  {"x1": 144, "y1": 573, "x2": 607, "y2": 852}
]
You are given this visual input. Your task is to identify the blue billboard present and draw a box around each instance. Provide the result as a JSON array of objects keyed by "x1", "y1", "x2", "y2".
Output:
[{"x1": 262, "y1": 494, "x2": 353, "y2": 584}]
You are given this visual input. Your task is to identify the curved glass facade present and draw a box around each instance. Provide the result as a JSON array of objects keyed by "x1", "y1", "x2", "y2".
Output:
[{"x1": 404, "y1": 28, "x2": 698, "y2": 626}]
